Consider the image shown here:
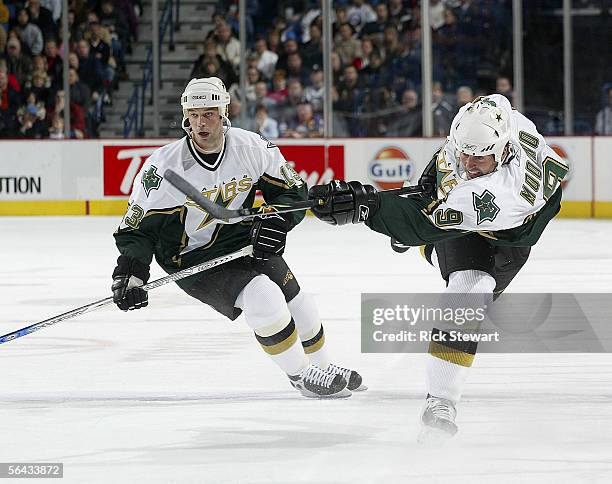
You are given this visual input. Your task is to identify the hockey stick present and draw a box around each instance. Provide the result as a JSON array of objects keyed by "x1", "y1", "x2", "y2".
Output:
[
  {"x1": 0, "y1": 245, "x2": 253, "y2": 345},
  {"x1": 164, "y1": 169, "x2": 425, "y2": 222}
]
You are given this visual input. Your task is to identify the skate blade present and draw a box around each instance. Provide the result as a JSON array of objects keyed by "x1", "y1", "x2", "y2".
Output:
[
  {"x1": 350, "y1": 384, "x2": 368, "y2": 392},
  {"x1": 300, "y1": 388, "x2": 352, "y2": 399}
]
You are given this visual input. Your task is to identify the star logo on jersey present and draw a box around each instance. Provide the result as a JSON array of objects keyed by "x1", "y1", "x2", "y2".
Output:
[
  {"x1": 472, "y1": 189, "x2": 500, "y2": 225},
  {"x1": 186, "y1": 187, "x2": 237, "y2": 230},
  {"x1": 141, "y1": 165, "x2": 162, "y2": 197}
]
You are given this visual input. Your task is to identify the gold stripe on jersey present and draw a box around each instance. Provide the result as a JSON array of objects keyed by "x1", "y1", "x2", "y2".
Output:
[
  {"x1": 143, "y1": 206, "x2": 184, "y2": 218},
  {"x1": 255, "y1": 320, "x2": 298, "y2": 355},
  {"x1": 301, "y1": 325, "x2": 325, "y2": 354},
  {"x1": 260, "y1": 173, "x2": 290, "y2": 189}
]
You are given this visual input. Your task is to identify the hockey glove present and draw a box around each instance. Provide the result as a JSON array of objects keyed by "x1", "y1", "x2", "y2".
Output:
[
  {"x1": 308, "y1": 180, "x2": 379, "y2": 226},
  {"x1": 111, "y1": 255, "x2": 150, "y2": 311},
  {"x1": 250, "y1": 209, "x2": 291, "y2": 262}
]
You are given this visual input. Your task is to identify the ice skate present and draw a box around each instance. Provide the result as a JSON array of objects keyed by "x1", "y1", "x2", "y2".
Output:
[
  {"x1": 326, "y1": 363, "x2": 367, "y2": 391},
  {"x1": 418, "y1": 394, "x2": 458, "y2": 444},
  {"x1": 289, "y1": 364, "x2": 351, "y2": 398}
]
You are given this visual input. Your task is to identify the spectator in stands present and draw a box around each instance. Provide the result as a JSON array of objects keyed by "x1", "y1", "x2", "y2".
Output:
[
  {"x1": 595, "y1": 87, "x2": 612, "y2": 135},
  {"x1": 335, "y1": 23, "x2": 361, "y2": 66},
  {"x1": 28, "y1": 69, "x2": 52, "y2": 107},
  {"x1": 27, "y1": 0, "x2": 57, "y2": 41},
  {"x1": 14, "y1": 8, "x2": 43, "y2": 56},
  {"x1": 268, "y1": 68, "x2": 289, "y2": 103},
  {"x1": 346, "y1": 0, "x2": 377, "y2": 33},
  {"x1": 284, "y1": 101, "x2": 323, "y2": 138},
  {"x1": 360, "y1": 50, "x2": 388, "y2": 90},
  {"x1": 267, "y1": 29, "x2": 281, "y2": 54},
  {"x1": 250, "y1": 81, "x2": 276, "y2": 114},
  {"x1": 214, "y1": 21, "x2": 240, "y2": 69},
  {"x1": 335, "y1": 64, "x2": 363, "y2": 136},
  {"x1": 387, "y1": 88, "x2": 422, "y2": 137},
  {"x1": 304, "y1": 67, "x2": 324, "y2": 114},
  {"x1": 254, "y1": 104, "x2": 279, "y2": 139},
  {"x1": 191, "y1": 39, "x2": 237, "y2": 88},
  {"x1": 432, "y1": 81, "x2": 454, "y2": 136},
  {"x1": 0, "y1": 59, "x2": 20, "y2": 92},
  {"x1": 276, "y1": 37, "x2": 299, "y2": 74},
  {"x1": 301, "y1": 22, "x2": 322, "y2": 70},
  {"x1": 17, "y1": 100, "x2": 48, "y2": 138},
  {"x1": 0, "y1": 69, "x2": 20, "y2": 136},
  {"x1": 356, "y1": 37, "x2": 374, "y2": 70},
  {"x1": 252, "y1": 36, "x2": 278, "y2": 80},
  {"x1": 286, "y1": 52, "x2": 309, "y2": 85},
  {"x1": 68, "y1": 67, "x2": 91, "y2": 108},
  {"x1": 88, "y1": 20, "x2": 116, "y2": 87},
  {"x1": 44, "y1": 39, "x2": 63, "y2": 89},
  {"x1": 331, "y1": 50, "x2": 343, "y2": 82},
  {"x1": 332, "y1": 5, "x2": 348, "y2": 37},
  {"x1": 100, "y1": 0, "x2": 131, "y2": 62},
  {"x1": 456, "y1": 85, "x2": 474, "y2": 110},
  {"x1": 495, "y1": 76, "x2": 514, "y2": 105},
  {"x1": 76, "y1": 39, "x2": 104, "y2": 96},
  {"x1": 277, "y1": 78, "x2": 306, "y2": 129},
  {"x1": 46, "y1": 89, "x2": 86, "y2": 138},
  {"x1": 5, "y1": 37, "x2": 33, "y2": 88},
  {"x1": 362, "y1": 2, "x2": 389, "y2": 46}
]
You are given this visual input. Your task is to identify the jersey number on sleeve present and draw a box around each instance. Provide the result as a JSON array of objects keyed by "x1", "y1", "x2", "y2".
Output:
[{"x1": 542, "y1": 156, "x2": 569, "y2": 200}]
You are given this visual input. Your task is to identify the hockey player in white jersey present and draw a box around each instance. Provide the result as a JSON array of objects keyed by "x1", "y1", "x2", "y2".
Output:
[
  {"x1": 111, "y1": 77, "x2": 365, "y2": 398},
  {"x1": 307, "y1": 94, "x2": 568, "y2": 435}
]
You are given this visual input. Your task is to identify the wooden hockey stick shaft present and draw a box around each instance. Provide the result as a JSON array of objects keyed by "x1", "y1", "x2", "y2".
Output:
[
  {"x1": 164, "y1": 169, "x2": 425, "y2": 222},
  {"x1": 0, "y1": 245, "x2": 253, "y2": 345}
]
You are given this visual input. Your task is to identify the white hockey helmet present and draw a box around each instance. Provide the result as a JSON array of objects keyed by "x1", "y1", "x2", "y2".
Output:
[
  {"x1": 451, "y1": 97, "x2": 511, "y2": 166},
  {"x1": 181, "y1": 77, "x2": 231, "y2": 134}
]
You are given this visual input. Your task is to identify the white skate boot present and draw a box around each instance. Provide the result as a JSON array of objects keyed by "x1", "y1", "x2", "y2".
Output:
[
  {"x1": 418, "y1": 394, "x2": 458, "y2": 443},
  {"x1": 289, "y1": 364, "x2": 351, "y2": 398},
  {"x1": 326, "y1": 363, "x2": 367, "y2": 391}
]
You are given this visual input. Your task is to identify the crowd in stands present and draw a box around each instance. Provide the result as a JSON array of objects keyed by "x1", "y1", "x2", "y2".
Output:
[
  {"x1": 206, "y1": 0, "x2": 608, "y2": 138},
  {"x1": 204, "y1": 0, "x2": 516, "y2": 138},
  {"x1": 0, "y1": 0, "x2": 139, "y2": 138}
]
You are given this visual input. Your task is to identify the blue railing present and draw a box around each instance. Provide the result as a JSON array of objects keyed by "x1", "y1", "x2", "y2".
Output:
[{"x1": 123, "y1": 0, "x2": 179, "y2": 137}]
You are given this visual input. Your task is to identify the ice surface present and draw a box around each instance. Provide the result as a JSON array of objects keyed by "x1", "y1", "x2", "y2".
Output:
[{"x1": 1, "y1": 216, "x2": 612, "y2": 483}]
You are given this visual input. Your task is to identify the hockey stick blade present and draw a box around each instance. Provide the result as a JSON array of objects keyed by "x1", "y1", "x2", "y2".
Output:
[
  {"x1": 164, "y1": 169, "x2": 314, "y2": 222},
  {"x1": 0, "y1": 246, "x2": 253, "y2": 345}
]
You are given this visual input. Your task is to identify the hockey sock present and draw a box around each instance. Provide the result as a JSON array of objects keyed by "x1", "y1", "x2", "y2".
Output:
[
  {"x1": 425, "y1": 270, "x2": 495, "y2": 402},
  {"x1": 287, "y1": 291, "x2": 331, "y2": 369},
  {"x1": 236, "y1": 275, "x2": 308, "y2": 376}
]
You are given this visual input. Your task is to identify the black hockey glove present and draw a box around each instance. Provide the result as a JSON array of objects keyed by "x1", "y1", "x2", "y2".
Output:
[
  {"x1": 308, "y1": 180, "x2": 379, "y2": 226},
  {"x1": 250, "y1": 210, "x2": 291, "y2": 262},
  {"x1": 111, "y1": 255, "x2": 150, "y2": 311}
]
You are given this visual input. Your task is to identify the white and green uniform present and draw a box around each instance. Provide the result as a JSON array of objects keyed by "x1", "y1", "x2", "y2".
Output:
[
  {"x1": 114, "y1": 127, "x2": 307, "y2": 288},
  {"x1": 367, "y1": 94, "x2": 569, "y2": 247}
]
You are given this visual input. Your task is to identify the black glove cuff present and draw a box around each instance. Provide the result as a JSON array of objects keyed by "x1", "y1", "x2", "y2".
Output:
[
  {"x1": 348, "y1": 181, "x2": 379, "y2": 223},
  {"x1": 112, "y1": 255, "x2": 150, "y2": 283}
]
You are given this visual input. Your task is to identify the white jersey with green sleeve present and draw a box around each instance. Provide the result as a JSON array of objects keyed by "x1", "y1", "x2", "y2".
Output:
[{"x1": 115, "y1": 127, "x2": 306, "y2": 270}]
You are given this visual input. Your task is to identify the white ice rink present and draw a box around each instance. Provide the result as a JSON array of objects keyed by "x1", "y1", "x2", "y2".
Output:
[{"x1": 1, "y1": 216, "x2": 612, "y2": 483}]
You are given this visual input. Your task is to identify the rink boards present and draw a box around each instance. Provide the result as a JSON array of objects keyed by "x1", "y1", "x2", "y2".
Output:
[{"x1": 0, "y1": 136, "x2": 610, "y2": 217}]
